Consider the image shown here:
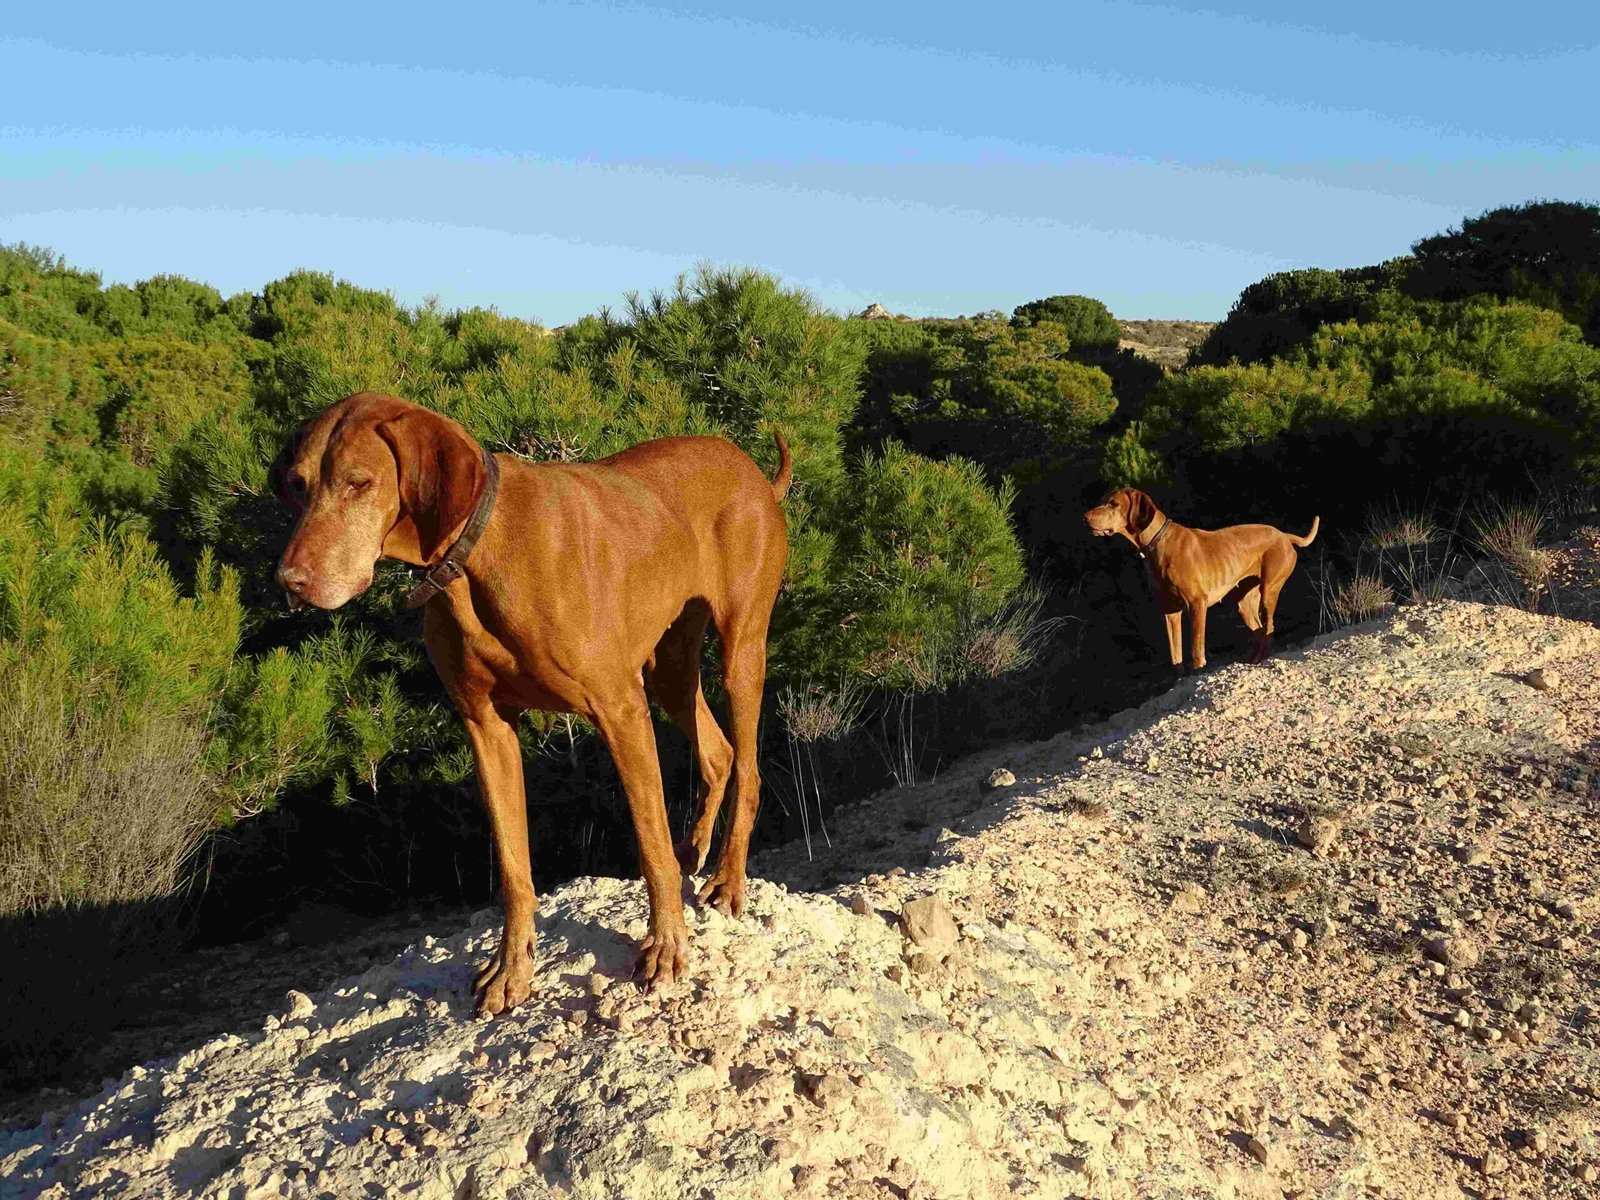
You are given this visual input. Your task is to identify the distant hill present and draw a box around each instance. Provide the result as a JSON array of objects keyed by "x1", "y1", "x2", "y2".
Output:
[{"x1": 1116, "y1": 318, "x2": 1216, "y2": 369}]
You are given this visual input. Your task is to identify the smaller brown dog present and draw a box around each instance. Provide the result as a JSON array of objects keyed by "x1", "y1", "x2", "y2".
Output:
[{"x1": 1084, "y1": 487, "x2": 1318, "y2": 670}]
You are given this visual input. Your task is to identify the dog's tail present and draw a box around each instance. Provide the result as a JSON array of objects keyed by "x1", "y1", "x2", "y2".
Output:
[
  {"x1": 770, "y1": 428, "x2": 793, "y2": 501},
  {"x1": 1290, "y1": 516, "x2": 1320, "y2": 547}
]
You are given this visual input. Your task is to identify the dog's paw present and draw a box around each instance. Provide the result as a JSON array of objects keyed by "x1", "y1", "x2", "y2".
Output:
[
  {"x1": 696, "y1": 870, "x2": 746, "y2": 919},
  {"x1": 635, "y1": 921, "x2": 690, "y2": 990},
  {"x1": 473, "y1": 937, "x2": 535, "y2": 1016}
]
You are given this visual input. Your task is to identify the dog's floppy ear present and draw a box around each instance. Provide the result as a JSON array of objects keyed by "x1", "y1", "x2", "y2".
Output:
[
  {"x1": 376, "y1": 407, "x2": 486, "y2": 564},
  {"x1": 268, "y1": 422, "x2": 309, "y2": 509},
  {"x1": 1122, "y1": 488, "x2": 1157, "y2": 533}
]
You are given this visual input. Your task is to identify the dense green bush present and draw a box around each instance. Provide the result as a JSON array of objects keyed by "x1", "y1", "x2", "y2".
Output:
[
  {"x1": 1406, "y1": 201, "x2": 1600, "y2": 343},
  {"x1": 854, "y1": 315, "x2": 1116, "y2": 481},
  {"x1": 0, "y1": 452, "x2": 238, "y2": 914},
  {"x1": 823, "y1": 442, "x2": 1025, "y2": 689},
  {"x1": 1011, "y1": 294, "x2": 1121, "y2": 350},
  {"x1": 1190, "y1": 263, "x2": 1404, "y2": 367},
  {"x1": 1104, "y1": 290, "x2": 1599, "y2": 528}
]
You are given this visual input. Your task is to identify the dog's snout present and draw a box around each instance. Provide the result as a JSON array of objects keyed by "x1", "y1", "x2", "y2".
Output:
[{"x1": 277, "y1": 559, "x2": 313, "y2": 610}]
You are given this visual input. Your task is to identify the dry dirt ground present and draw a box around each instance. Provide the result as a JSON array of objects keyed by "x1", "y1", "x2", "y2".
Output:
[{"x1": 2, "y1": 597, "x2": 1597, "y2": 1199}]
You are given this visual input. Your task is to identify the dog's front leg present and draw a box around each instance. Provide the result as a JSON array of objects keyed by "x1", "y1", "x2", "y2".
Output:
[
  {"x1": 1163, "y1": 609, "x2": 1184, "y2": 670},
  {"x1": 464, "y1": 703, "x2": 538, "y2": 1016},
  {"x1": 593, "y1": 687, "x2": 690, "y2": 989},
  {"x1": 1188, "y1": 601, "x2": 1209, "y2": 671}
]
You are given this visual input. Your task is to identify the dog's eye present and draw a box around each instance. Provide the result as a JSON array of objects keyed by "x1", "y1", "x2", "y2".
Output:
[
  {"x1": 288, "y1": 473, "x2": 308, "y2": 498},
  {"x1": 345, "y1": 478, "x2": 373, "y2": 497}
]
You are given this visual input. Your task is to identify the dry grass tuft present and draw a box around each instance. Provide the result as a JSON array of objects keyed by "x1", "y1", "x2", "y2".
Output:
[
  {"x1": 1366, "y1": 505, "x2": 1437, "y2": 551},
  {"x1": 1332, "y1": 574, "x2": 1394, "y2": 625},
  {"x1": 1258, "y1": 864, "x2": 1311, "y2": 898},
  {"x1": 1062, "y1": 797, "x2": 1110, "y2": 823},
  {"x1": 777, "y1": 678, "x2": 865, "y2": 745},
  {"x1": 1472, "y1": 501, "x2": 1550, "y2": 604},
  {"x1": 962, "y1": 626, "x2": 1026, "y2": 678},
  {"x1": 0, "y1": 668, "x2": 214, "y2": 917}
]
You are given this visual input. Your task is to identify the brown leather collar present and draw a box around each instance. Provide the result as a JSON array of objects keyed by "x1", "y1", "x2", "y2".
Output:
[
  {"x1": 405, "y1": 447, "x2": 501, "y2": 609},
  {"x1": 1137, "y1": 514, "x2": 1171, "y2": 558}
]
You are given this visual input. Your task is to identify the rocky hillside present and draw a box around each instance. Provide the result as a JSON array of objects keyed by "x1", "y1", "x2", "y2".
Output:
[
  {"x1": 3, "y1": 601, "x2": 1598, "y2": 1199},
  {"x1": 1117, "y1": 319, "x2": 1215, "y2": 368}
]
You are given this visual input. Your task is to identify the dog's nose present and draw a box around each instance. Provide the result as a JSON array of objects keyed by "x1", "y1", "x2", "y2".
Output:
[
  {"x1": 277, "y1": 562, "x2": 309, "y2": 593},
  {"x1": 277, "y1": 561, "x2": 313, "y2": 609}
]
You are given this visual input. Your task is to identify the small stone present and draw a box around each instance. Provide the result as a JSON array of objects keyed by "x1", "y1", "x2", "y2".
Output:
[
  {"x1": 586, "y1": 973, "x2": 611, "y2": 998},
  {"x1": 1245, "y1": 1135, "x2": 1272, "y2": 1166},
  {"x1": 1425, "y1": 935, "x2": 1480, "y2": 970},
  {"x1": 1524, "y1": 668, "x2": 1559, "y2": 692},
  {"x1": 1480, "y1": 1150, "x2": 1507, "y2": 1177},
  {"x1": 1170, "y1": 883, "x2": 1208, "y2": 914},
  {"x1": 1575, "y1": 1163, "x2": 1596, "y2": 1184},
  {"x1": 1439, "y1": 1111, "x2": 1466, "y2": 1132},
  {"x1": 801, "y1": 1072, "x2": 853, "y2": 1109},
  {"x1": 847, "y1": 895, "x2": 873, "y2": 917},
  {"x1": 982, "y1": 767, "x2": 1016, "y2": 792},
  {"x1": 1297, "y1": 814, "x2": 1341, "y2": 856},
  {"x1": 1455, "y1": 842, "x2": 1489, "y2": 866},
  {"x1": 284, "y1": 989, "x2": 315, "y2": 1020},
  {"x1": 1283, "y1": 928, "x2": 1309, "y2": 952},
  {"x1": 899, "y1": 895, "x2": 959, "y2": 960}
]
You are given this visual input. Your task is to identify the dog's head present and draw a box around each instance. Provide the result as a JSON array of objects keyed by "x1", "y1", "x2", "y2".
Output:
[
  {"x1": 1083, "y1": 487, "x2": 1158, "y2": 540},
  {"x1": 271, "y1": 393, "x2": 487, "y2": 610}
]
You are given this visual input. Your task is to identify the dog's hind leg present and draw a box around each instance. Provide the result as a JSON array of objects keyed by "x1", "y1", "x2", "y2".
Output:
[
  {"x1": 1232, "y1": 579, "x2": 1268, "y2": 663},
  {"x1": 1255, "y1": 547, "x2": 1296, "y2": 663},
  {"x1": 645, "y1": 601, "x2": 732, "y2": 876},
  {"x1": 592, "y1": 684, "x2": 690, "y2": 988},
  {"x1": 696, "y1": 606, "x2": 772, "y2": 919}
]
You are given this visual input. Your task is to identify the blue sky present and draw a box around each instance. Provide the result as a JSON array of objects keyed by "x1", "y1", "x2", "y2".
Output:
[{"x1": 2, "y1": 1, "x2": 1596, "y2": 324}]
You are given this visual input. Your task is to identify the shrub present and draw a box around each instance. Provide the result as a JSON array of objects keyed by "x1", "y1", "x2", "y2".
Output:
[
  {"x1": 1011, "y1": 294, "x2": 1122, "y2": 351},
  {"x1": 1407, "y1": 201, "x2": 1600, "y2": 344},
  {"x1": 1191, "y1": 264, "x2": 1402, "y2": 366},
  {"x1": 0, "y1": 458, "x2": 240, "y2": 915},
  {"x1": 1138, "y1": 360, "x2": 1372, "y2": 450},
  {"x1": 622, "y1": 265, "x2": 865, "y2": 485},
  {"x1": 854, "y1": 317, "x2": 1116, "y2": 479},
  {"x1": 831, "y1": 442, "x2": 1026, "y2": 689}
]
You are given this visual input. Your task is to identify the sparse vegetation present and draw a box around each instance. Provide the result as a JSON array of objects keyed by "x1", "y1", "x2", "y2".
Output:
[
  {"x1": 1366, "y1": 505, "x2": 1438, "y2": 551},
  {"x1": 1472, "y1": 499, "x2": 1551, "y2": 607},
  {"x1": 1331, "y1": 573, "x2": 1395, "y2": 625}
]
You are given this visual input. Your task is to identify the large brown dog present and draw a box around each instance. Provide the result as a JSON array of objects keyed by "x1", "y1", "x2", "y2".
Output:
[
  {"x1": 1084, "y1": 487, "x2": 1318, "y2": 671},
  {"x1": 272, "y1": 393, "x2": 790, "y2": 1013}
]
